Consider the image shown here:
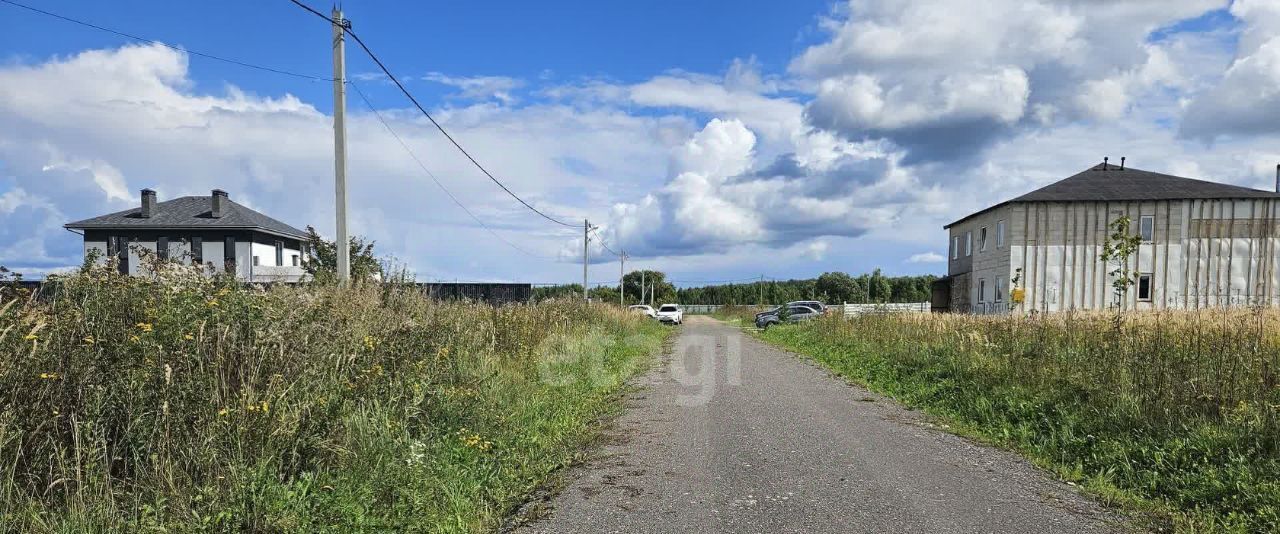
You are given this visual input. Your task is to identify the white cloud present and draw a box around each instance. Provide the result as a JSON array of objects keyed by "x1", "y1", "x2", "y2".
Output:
[
  {"x1": 422, "y1": 72, "x2": 525, "y2": 105},
  {"x1": 906, "y1": 251, "x2": 945, "y2": 263}
]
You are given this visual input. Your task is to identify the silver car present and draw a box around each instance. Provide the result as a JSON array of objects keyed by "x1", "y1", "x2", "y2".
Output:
[{"x1": 755, "y1": 304, "x2": 821, "y2": 329}]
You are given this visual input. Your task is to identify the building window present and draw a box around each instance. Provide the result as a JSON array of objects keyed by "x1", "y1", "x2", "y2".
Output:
[
  {"x1": 253, "y1": 255, "x2": 260, "y2": 266},
  {"x1": 292, "y1": 254, "x2": 299, "y2": 267},
  {"x1": 978, "y1": 278, "x2": 987, "y2": 303},
  {"x1": 996, "y1": 220, "x2": 1006, "y2": 248},
  {"x1": 952, "y1": 236, "x2": 960, "y2": 259},
  {"x1": 1138, "y1": 273, "x2": 1153, "y2": 301},
  {"x1": 275, "y1": 241, "x2": 284, "y2": 266},
  {"x1": 965, "y1": 232, "x2": 972, "y2": 257},
  {"x1": 1139, "y1": 215, "x2": 1154, "y2": 242},
  {"x1": 157, "y1": 236, "x2": 169, "y2": 260},
  {"x1": 979, "y1": 226, "x2": 988, "y2": 251},
  {"x1": 191, "y1": 236, "x2": 203, "y2": 265},
  {"x1": 995, "y1": 277, "x2": 1004, "y2": 302},
  {"x1": 224, "y1": 236, "x2": 236, "y2": 270}
]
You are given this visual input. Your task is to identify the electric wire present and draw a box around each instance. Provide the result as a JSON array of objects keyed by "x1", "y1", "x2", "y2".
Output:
[
  {"x1": 286, "y1": 0, "x2": 579, "y2": 228},
  {"x1": 1, "y1": 0, "x2": 333, "y2": 81},
  {"x1": 349, "y1": 80, "x2": 564, "y2": 261}
]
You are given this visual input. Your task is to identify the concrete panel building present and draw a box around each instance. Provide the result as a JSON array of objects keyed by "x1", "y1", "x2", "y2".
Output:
[
  {"x1": 65, "y1": 189, "x2": 310, "y2": 283},
  {"x1": 939, "y1": 162, "x2": 1280, "y2": 313}
]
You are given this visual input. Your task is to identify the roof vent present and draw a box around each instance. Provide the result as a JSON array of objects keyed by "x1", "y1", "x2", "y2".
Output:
[
  {"x1": 1102, "y1": 156, "x2": 1109, "y2": 170},
  {"x1": 1120, "y1": 156, "x2": 1125, "y2": 170},
  {"x1": 211, "y1": 189, "x2": 228, "y2": 218},
  {"x1": 140, "y1": 189, "x2": 157, "y2": 218}
]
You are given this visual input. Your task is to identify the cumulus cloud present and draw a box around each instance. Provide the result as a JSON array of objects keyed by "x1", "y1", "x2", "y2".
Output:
[
  {"x1": 1181, "y1": 2, "x2": 1280, "y2": 140},
  {"x1": 792, "y1": 0, "x2": 1223, "y2": 162}
]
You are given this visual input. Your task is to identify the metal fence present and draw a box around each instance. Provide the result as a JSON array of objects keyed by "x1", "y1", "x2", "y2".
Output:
[{"x1": 838, "y1": 302, "x2": 931, "y2": 316}]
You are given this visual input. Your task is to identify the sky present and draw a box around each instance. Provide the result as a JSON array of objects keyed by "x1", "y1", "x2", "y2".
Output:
[{"x1": 2, "y1": 0, "x2": 1280, "y2": 286}]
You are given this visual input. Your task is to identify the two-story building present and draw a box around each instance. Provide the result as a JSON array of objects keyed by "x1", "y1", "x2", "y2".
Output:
[
  {"x1": 65, "y1": 189, "x2": 310, "y2": 283},
  {"x1": 940, "y1": 161, "x2": 1280, "y2": 313}
]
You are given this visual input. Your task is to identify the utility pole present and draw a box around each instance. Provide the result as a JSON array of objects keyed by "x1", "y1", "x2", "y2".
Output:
[
  {"x1": 582, "y1": 219, "x2": 590, "y2": 301},
  {"x1": 640, "y1": 270, "x2": 646, "y2": 306},
  {"x1": 759, "y1": 274, "x2": 764, "y2": 306},
  {"x1": 618, "y1": 255, "x2": 624, "y2": 306},
  {"x1": 332, "y1": 8, "x2": 350, "y2": 284}
]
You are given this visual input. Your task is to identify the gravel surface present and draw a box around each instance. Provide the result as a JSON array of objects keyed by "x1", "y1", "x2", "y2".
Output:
[{"x1": 513, "y1": 316, "x2": 1125, "y2": 533}]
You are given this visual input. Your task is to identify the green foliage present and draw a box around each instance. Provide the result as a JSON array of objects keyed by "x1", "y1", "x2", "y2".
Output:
[
  {"x1": 303, "y1": 225, "x2": 385, "y2": 284},
  {"x1": 540, "y1": 269, "x2": 935, "y2": 307},
  {"x1": 1101, "y1": 215, "x2": 1144, "y2": 309},
  {"x1": 0, "y1": 261, "x2": 667, "y2": 532},
  {"x1": 760, "y1": 311, "x2": 1280, "y2": 532}
]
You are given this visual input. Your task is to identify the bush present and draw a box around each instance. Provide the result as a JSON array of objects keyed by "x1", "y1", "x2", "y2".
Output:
[
  {"x1": 0, "y1": 261, "x2": 665, "y2": 532},
  {"x1": 761, "y1": 310, "x2": 1280, "y2": 532}
]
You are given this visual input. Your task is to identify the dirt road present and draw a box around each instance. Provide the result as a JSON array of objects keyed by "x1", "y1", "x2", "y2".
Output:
[{"x1": 515, "y1": 316, "x2": 1121, "y2": 533}]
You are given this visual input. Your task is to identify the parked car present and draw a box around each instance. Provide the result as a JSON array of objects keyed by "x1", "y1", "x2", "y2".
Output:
[
  {"x1": 754, "y1": 301, "x2": 828, "y2": 322},
  {"x1": 628, "y1": 304, "x2": 656, "y2": 318},
  {"x1": 655, "y1": 304, "x2": 684, "y2": 325},
  {"x1": 755, "y1": 304, "x2": 821, "y2": 329}
]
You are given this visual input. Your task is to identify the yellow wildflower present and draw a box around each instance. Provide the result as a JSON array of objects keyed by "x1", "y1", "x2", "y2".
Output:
[
  {"x1": 129, "y1": 335, "x2": 141, "y2": 343},
  {"x1": 261, "y1": 400, "x2": 269, "y2": 414},
  {"x1": 217, "y1": 407, "x2": 229, "y2": 417},
  {"x1": 83, "y1": 336, "x2": 95, "y2": 345},
  {"x1": 23, "y1": 333, "x2": 37, "y2": 341},
  {"x1": 183, "y1": 333, "x2": 195, "y2": 341},
  {"x1": 38, "y1": 372, "x2": 59, "y2": 380},
  {"x1": 206, "y1": 299, "x2": 219, "y2": 308},
  {"x1": 135, "y1": 322, "x2": 153, "y2": 333}
]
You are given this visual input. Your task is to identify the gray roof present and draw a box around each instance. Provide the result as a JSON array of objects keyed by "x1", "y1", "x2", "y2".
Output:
[
  {"x1": 945, "y1": 164, "x2": 1280, "y2": 228},
  {"x1": 65, "y1": 195, "x2": 309, "y2": 239}
]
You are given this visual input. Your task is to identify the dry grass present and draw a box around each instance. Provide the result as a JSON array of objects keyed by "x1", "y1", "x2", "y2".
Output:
[{"x1": 0, "y1": 261, "x2": 667, "y2": 532}]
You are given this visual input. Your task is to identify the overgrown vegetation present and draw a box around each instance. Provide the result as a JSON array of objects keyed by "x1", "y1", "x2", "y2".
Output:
[
  {"x1": 0, "y1": 261, "x2": 666, "y2": 532},
  {"x1": 544, "y1": 269, "x2": 936, "y2": 305},
  {"x1": 759, "y1": 311, "x2": 1279, "y2": 532}
]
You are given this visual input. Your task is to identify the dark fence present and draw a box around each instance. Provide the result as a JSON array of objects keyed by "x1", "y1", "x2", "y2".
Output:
[{"x1": 419, "y1": 283, "x2": 532, "y2": 305}]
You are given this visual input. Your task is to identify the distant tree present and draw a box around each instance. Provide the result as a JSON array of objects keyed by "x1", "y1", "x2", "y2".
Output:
[
  {"x1": 622, "y1": 270, "x2": 674, "y2": 304},
  {"x1": 303, "y1": 226, "x2": 383, "y2": 284},
  {"x1": 815, "y1": 271, "x2": 859, "y2": 303},
  {"x1": 868, "y1": 269, "x2": 894, "y2": 303}
]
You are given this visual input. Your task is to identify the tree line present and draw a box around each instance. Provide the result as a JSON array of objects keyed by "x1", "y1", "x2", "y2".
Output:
[{"x1": 536, "y1": 269, "x2": 937, "y2": 305}]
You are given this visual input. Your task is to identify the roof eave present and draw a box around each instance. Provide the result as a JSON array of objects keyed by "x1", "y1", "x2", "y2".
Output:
[{"x1": 63, "y1": 223, "x2": 307, "y2": 241}]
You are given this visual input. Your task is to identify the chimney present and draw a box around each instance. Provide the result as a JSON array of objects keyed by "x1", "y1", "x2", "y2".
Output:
[
  {"x1": 1102, "y1": 156, "x2": 1109, "y2": 170},
  {"x1": 140, "y1": 189, "x2": 157, "y2": 218},
  {"x1": 1120, "y1": 156, "x2": 1126, "y2": 170},
  {"x1": 211, "y1": 189, "x2": 228, "y2": 218},
  {"x1": 1275, "y1": 164, "x2": 1279, "y2": 193}
]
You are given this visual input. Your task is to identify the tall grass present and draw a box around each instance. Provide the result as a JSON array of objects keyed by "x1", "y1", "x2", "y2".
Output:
[
  {"x1": 761, "y1": 310, "x2": 1280, "y2": 532},
  {"x1": 0, "y1": 262, "x2": 666, "y2": 532}
]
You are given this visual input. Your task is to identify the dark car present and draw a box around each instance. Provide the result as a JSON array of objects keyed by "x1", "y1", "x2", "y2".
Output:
[{"x1": 755, "y1": 304, "x2": 821, "y2": 329}]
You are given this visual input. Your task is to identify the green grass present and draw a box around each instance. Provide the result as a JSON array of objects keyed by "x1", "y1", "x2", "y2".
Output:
[
  {"x1": 754, "y1": 311, "x2": 1280, "y2": 533},
  {"x1": 0, "y1": 262, "x2": 668, "y2": 532}
]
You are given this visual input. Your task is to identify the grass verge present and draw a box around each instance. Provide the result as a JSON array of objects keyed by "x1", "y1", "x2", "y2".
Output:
[
  {"x1": 0, "y1": 263, "x2": 669, "y2": 532},
  {"x1": 753, "y1": 311, "x2": 1279, "y2": 533}
]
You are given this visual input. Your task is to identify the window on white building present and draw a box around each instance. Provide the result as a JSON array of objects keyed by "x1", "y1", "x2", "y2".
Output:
[
  {"x1": 965, "y1": 232, "x2": 972, "y2": 256},
  {"x1": 995, "y1": 277, "x2": 1004, "y2": 302},
  {"x1": 979, "y1": 226, "x2": 988, "y2": 251},
  {"x1": 1139, "y1": 215, "x2": 1154, "y2": 242},
  {"x1": 996, "y1": 220, "x2": 1006, "y2": 248},
  {"x1": 978, "y1": 278, "x2": 987, "y2": 303},
  {"x1": 952, "y1": 236, "x2": 960, "y2": 259},
  {"x1": 1138, "y1": 273, "x2": 1153, "y2": 301}
]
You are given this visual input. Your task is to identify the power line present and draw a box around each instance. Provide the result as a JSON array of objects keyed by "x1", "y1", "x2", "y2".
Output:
[
  {"x1": 286, "y1": 0, "x2": 578, "y2": 228},
  {"x1": 349, "y1": 80, "x2": 564, "y2": 262},
  {"x1": 0, "y1": 0, "x2": 333, "y2": 81},
  {"x1": 589, "y1": 227, "x2": 622, "y2": 257}
]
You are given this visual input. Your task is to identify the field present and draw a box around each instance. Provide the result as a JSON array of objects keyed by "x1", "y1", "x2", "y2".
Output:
[
  {"x1": 0, "y1": 263, "x2": 667, "y2": 532},
  {"x1": 758, "y1": 309, "x2": 1280, "y2": 532}
]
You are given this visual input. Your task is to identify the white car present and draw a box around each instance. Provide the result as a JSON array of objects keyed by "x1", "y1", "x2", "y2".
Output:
[
  {"x1": 628, "y1": 304, "x2": 656, "y2": 318},
  {"x1": 655, "y1": 304, "x2": 683, "y2": 325}
]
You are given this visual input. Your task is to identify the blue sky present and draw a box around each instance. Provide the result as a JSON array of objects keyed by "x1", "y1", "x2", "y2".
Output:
[{"x1": 3, "y1": 0, "x2": 1280, "y2": 286}]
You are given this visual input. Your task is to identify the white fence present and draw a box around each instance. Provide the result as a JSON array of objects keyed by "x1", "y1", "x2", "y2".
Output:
[{"x1": 838, "y1": 302, "x2": 931, "y2": 317}]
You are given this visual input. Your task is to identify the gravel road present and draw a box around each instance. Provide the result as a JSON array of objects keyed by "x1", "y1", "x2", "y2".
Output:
[{"x1": 513, "y1": 315, "x2": 1123, "y2": 533}]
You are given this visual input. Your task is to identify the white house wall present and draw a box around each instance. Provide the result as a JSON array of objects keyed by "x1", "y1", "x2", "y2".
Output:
[{"x1": 1008, "y1": 199, "x2": 1280, "y2": 312}]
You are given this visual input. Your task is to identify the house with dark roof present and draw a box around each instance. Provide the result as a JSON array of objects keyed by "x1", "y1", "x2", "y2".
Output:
[
  {"x1": 65, "y1": 189, "x2": 310, "y2": 283},
  {"x1": 939, "y1": 160, "x2": 1280, "y2": 313}
]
